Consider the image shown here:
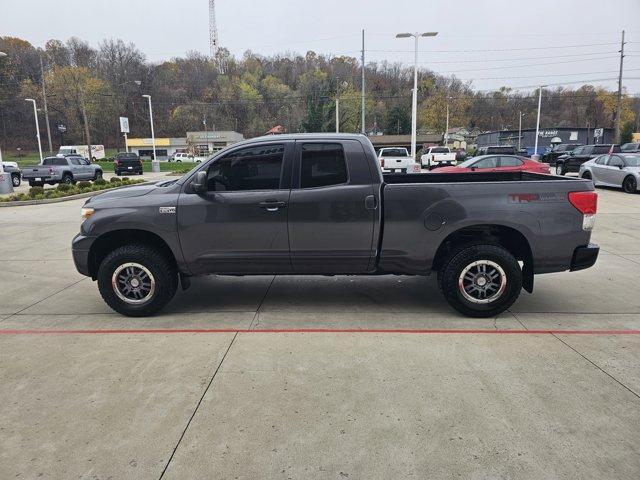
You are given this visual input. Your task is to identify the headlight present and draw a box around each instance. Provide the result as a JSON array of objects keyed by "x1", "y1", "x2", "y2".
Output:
[{"x1": 81, "y1": 207, "x2": 95, "y2": 220}]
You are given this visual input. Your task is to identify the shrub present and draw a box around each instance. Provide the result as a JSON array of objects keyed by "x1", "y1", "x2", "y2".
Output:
[
  {"x1": 57, "y1": 183, "x2": 72, "y2": 192},
  {"x1": 28, "y1": 186, "x2": 44, "y2": 198},
  {"x1": 94, "y1": 178, "x2": 107, "y2": 186},
  {"x1": 121, "y1": 176, "x2": 130, "y2": 182},
  {"x1": 109, "y1": 177, "x2": 122, "y2": 183},
  {"x1": 77, "y1": 181, "x2": 91, "y2": 189}
]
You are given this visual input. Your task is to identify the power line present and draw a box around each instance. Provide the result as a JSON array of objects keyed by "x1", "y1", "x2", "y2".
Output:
[
  {"x1": 434, "y1": 55, "x2": 618, "y2": 74},
  {"x1": 366, "y1": 42, "x2": 620, "y2": 54}
]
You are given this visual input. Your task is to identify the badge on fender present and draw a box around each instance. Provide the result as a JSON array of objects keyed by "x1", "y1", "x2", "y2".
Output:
[{"x1": 159, "y1": 206, "x2": 176, "y2": 214}]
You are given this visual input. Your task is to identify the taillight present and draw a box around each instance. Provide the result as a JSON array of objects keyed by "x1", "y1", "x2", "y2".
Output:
[
  {"x1": 569, "y1": 191, "x2": 597, "y2": 231},
  {"x1": 380, "y1": 158, "x2": 385, "y2": 168},
  {"x1": 49, "y1": 167, "x2": 55, "y2": 175}
]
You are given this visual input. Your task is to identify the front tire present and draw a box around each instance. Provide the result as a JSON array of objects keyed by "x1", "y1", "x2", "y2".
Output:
[
  {"x1": 438, "y1": 244, "x2": 522, "y2": 318},
  {"x1": 556, "y1": 163, "x2": 565, "y2": 176},
  {"x1": 94, "y1": 170, "x2": 103, "y2": 181},
  {"x1": 97, "y1": 244, "x2": 178, "y2": 317},
  {"x1": 623, "y1": 175, "x2": 637, "y2": 194},
  {"x1": 11, "y1": 174, "x2": 21, "y2": 187}
]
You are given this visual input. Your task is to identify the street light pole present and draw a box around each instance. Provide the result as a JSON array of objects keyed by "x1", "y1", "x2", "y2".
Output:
[
  {"x1": 142, "y1": 94, "x2": 159, "y2": 172},
  {"x1": 0, "y1": 52, "x2": 6, "y2": 175},
  {"x1": 533, "y1": 87, "x2": 544, "y2": 160},
  {"x1": 445, "y1": 100, "x2": 450, "y2": 147},
  {"x1": 396, "y1": 31, "x2": 438, "y2": 160},
  {"x1": 335, "y1": 97, "x2": 340, "y2": 133},
  {"x1": 25, "y1": 98, "x2": 43, "y2": 163},
  {"x1": 518, "y1": 111, "x2": 524, "y2": 150}
]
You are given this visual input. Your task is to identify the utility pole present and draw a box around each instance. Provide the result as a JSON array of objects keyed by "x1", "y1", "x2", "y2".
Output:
[
  {"x1": 518, "y1": 111, "x2": 525, "y2": 150},
  {"x1": 444, "y1": 100, "x2": 450, "y2": 147},
  {"x1": 614, "y1": 29, "x2": 626, "y2": 144},
  {"x1": 39, "y1": 54, "x2": 53, "y2": 154},
  {"x1": 361, "y1": 29, "x2": 365, "y2": 134},
  {"x1": 534, "y1": 86, "x2": 543, "y2": 159},
  {"x1": 78, "y1": 84, "x2": 93, "y2": 161},
  {"x1": 335, "y1": 97, "x2": 340, "y2": 133}
]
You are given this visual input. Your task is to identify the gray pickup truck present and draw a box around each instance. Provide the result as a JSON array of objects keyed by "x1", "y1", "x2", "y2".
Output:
[
  {"x1": 72, "y1": 133, "x2": 599, "y2": 318},
  {"x1": 22, "y1": 156, "x2": 103, "y2": 186}
]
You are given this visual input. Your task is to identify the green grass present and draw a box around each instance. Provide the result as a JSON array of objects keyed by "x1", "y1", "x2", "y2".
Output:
[
  {"x1": 1, "y1": 177, "x2": 145, "y2": 203},
  {"x1": 5, "y1": 150, "x2": 195, "y2": 172}
]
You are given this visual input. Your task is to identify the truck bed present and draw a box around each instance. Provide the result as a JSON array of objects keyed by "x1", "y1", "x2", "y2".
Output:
[{"x1": 383, "y1": 171, "x2": 576, "y2": 184}]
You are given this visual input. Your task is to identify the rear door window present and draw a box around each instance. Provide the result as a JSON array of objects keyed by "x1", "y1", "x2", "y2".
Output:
[
  {"x1": 300, "y1": 143, "x2": 348, "y2": 188},
  {"x1": 499, "y1": 156, "x2": 523, "y2": 167}
]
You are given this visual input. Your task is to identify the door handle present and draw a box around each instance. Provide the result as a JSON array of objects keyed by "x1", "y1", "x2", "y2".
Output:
[
  {"x1": 258, "y1": 200, "x2": 287, "y2": 211},
  {"x1": 364, "y1": 195, "x2": 377, "y2": 210}
]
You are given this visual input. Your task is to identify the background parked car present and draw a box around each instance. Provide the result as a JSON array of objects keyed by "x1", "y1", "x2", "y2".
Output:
[
  {"x1": 475, "y1": 145, "x2": 518, "y2": 156},
  {"x1": 542, "y1": 143, "x2": 582, "y2": 166},
  {"x1": 420, "y1": 146, "x2": 457, "y2": 168},
  {"x1": 428, "y1": 154, "x2": 550, "y2": 174},
  {"x1": 580, "y1": 153, "x2": 640, "y2": 194},
  {"x1": 114, "y1": 152, "x2": 143, "y2": 175},
  {"x1": 378, "y1": 147, "x2": 415, "y2": 173},
  {"x1": 21, "y1": 155, "x2": 102, "y2": 186},
  {"x1": 1, "y1": 163, "x2": 22, "y2": 187},
  {"x1": 621, "y1": 142, "x2": 640, "y2": 153},
  {"x1": 555, "y1": 144, "x2": 621, "y2": 175}
]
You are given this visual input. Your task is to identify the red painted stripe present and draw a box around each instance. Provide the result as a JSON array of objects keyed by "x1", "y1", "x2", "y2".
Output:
[{"x1": 0, "y1": 328, "x2": 639, "y2": 335}]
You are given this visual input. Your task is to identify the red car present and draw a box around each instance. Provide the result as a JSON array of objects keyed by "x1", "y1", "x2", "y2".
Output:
[{"x1": 431, "y1": 155, "x2": 551, "y2": 174}]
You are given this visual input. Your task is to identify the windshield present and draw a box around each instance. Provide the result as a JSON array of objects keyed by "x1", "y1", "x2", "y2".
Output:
[
  {"x1": 380, "y1": 148, "x2": 408, "y2": 157},
  {"x1": 622, "y1": 143, "x2": 639, "y2": 152},
  {"x1": 457, "y1": 158, "x2": 479, "y2": 168}
]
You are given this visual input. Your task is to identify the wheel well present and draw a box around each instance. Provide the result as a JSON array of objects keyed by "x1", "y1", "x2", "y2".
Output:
[
  {"x1": 88, "y1": 229, "x2": 176, "y2": 279},
  {"x1": 62, "y1": 171, "x2": 73, "y2": 177},
  {"x1": 433, "y1": 224, "x2": 534, "y2": 292}
]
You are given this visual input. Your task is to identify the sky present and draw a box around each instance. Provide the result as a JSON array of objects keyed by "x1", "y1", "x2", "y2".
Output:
[{"x1": 2, "y1": 0, "x2": 639, "y2": 94}]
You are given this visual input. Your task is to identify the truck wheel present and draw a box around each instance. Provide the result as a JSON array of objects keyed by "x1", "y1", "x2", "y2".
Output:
[
  {"x1": 97, "y1": 244, "x2": 178, "y2": 317},
  {"x1": 12, "y1": 174, "x2": 21, "y2": 187},
  {"x1": 61, "y1": 173, "x2": 74, "y2": 185},
  {"x1": 438, "y1": 244, "x2": 522, "y2": 318},
  {"x1": 556, "y1": 163, "x2": 565, "y2": 176},
  {"x1": 94, "y1": 170, "x2": 103, "y2": 181}
]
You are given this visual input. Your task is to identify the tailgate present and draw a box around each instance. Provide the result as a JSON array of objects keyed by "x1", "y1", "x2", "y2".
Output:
[{"x1": 22, "y1": 166, "x2": 51, "y2": 177}]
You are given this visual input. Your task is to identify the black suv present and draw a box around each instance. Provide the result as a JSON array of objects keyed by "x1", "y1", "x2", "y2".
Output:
[
  {"x1": 555, "y1": 144, "x2": 621, "y2": 175},
  {"x1": 621, "y1": 142, "x2": 640, "y2": 153},
  {"x1": 114, "y1": 152, "x2": 143, "y2": 176},
  {"x1": 476, "y1": 145, "x2": 517, "y2": 155},
  {"x1": 542, "y1": 143, "x2": 582, "y2": 166}
]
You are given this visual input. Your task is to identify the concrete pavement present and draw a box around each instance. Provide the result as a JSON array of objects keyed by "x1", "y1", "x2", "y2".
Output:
[{"x1": 0, "y1": 187, "x2": 638, "y2": 479}]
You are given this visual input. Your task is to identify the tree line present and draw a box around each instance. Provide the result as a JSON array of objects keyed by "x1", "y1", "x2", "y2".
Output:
[{"x1": 0, "y1": 35, "x2": 638, "y2": 153}]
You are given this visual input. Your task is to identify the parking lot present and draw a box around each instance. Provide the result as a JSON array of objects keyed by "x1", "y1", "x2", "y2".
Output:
[{"x1": 0, "y1": 187, "x2": 639, "y2": 479}]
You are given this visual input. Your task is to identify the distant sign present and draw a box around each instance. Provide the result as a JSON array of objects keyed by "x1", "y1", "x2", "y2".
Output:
[
  {"x1": 119, "y1": 117, "x2": 130, "y2": 134},
  {"x1": 57, "y1": 124, "x2": 67, "y2": 133},
  {"x1": 594, "y1": 128, "x2": 604, "y2": 139}
]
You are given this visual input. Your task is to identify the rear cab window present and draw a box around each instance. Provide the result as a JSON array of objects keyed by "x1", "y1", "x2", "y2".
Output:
[{"x1": 300, "y1": 143, "x2": 348, "y2": 188}]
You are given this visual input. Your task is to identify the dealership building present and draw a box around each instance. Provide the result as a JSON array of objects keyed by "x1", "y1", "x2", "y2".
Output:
[
  {"x1": 476, "y1": 127, "x2": 614, "y2": 152},
  {"x1": 125, "y1": 130, "x2": 244, "y2": 159}
]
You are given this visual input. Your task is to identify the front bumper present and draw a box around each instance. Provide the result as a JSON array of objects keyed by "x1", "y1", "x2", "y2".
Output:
[
  {"x1": 570, "y1": 243, "x2": 599, "y2": 271},
  {"x1": 72, "y1": 233, "x2": 95, "y2": 277}
]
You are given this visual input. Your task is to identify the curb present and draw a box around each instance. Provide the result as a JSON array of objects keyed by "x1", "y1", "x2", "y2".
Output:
[{"x1": 0, "y1": 181, "x2": 153, "y2": 207}]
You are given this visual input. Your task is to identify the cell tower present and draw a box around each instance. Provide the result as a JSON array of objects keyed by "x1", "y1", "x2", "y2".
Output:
[{"x1": 209, "y1": 0, "x2": 219, "y2": 57}]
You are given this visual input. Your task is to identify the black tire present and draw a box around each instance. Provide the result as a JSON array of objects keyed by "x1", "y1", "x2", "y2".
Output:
[
  {"x1": 623, "y1": 175, "x2": 637, "y2": 194},
  {"x1": 581, "y1": 171, "x2": 592, "y2": 180},
  {"x1": 11, "y1": 174, "x2": 21, "y2": 187},
  {"x1": 97, "y1": 244, "x2": 178, "y2": 317},
  {"x1": 94, "y1": 170, "x2": 103, "y2": 181},
  {"x1": 61, "y1": 173, "x2": 74, "y2": 185},
  {"x1": 438, "y1": 244, "x2": 522, "y2": 318},
  {"x1": 556, "y1": 163, "x2": 565, "y2": 176}
]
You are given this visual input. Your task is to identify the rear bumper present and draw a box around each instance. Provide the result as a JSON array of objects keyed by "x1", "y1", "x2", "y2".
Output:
[{"x1": 570, "y1": 243, "x2": 599, "y2": 271}]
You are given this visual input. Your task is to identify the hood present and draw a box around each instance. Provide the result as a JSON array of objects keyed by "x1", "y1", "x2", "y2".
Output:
[{"x1": 90, "y1": 182, "x2": 158, "y2": 202}]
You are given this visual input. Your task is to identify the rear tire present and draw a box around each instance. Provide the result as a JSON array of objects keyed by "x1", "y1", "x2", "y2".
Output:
[
  {"x1": 97, "y1": 244, "x2": 178, "y2": 317},
  {"x1": 61, "y1": 173, "x2": 74, "y2": 185},
  {"x1": 581, "y1": 171, "x2": 592, "y2": 180},
  {"x1": 11, "y1": 174, "x2": 21, "y2": 187},
  {"x1": 94, "y1": 170, "x2": 103, "y2": 181},
  {"x1": 556, "y1": 163, "x2": 565, "y2": 176},
  {"x1": 623, "y1": 175, "x2": 637, "y2": 194},
  {"x1": 438, "y1": 244, "x2": 522, "y2": 318}
]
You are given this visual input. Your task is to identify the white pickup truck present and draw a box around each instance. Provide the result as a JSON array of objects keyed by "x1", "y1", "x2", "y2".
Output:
[
  {"x1": 377, "y1": 147, "x2": 415, "y2": 173},
  {"x1": 420, "y1": 146, "x2": 457, "y2": 168}
]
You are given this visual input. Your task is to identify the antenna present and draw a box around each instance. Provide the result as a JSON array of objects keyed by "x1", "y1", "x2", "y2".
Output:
[{"x1": 209, "y1": 0, "x2": 219, "y2": 57}]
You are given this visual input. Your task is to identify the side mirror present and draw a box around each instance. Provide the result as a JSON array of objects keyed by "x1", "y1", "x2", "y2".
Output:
[{"x1": 190, "y1": 171, "x2": 207, "y2": 193}]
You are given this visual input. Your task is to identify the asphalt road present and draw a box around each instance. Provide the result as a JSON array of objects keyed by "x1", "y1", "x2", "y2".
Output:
[{"x1": 0, "y1": 187, "x2": 638, "y2": 479}]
